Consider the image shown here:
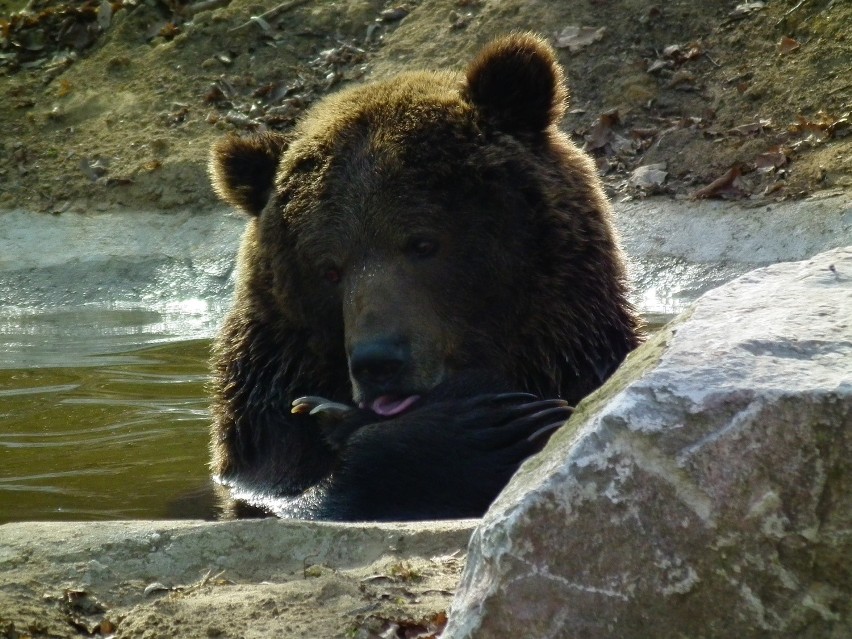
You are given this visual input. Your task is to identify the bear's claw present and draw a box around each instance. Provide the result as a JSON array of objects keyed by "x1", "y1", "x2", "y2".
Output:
[{"x1": 291, "y1": 396, "x2": 352, "y2": 417}]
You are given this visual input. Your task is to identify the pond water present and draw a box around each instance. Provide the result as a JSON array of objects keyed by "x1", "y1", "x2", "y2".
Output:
[
  {"x1": 0, "y1": 219, "x2": 709, "y2": 524},
  {"x1": 5, "y1": 200, "x2": 815, "y2": 525},
  {"x1": 0, "y1": 210, "x2": 242, "y2": 524},
  {"x1": 0, "y1": 307, "x2": 219, "y2": 525},
  {"x1": 0, "y1": 306, "x2": 675, "y2": 525}
]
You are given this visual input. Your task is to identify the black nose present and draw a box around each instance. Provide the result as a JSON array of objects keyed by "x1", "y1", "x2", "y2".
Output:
[{"x1": 349, "y1": 339, "x2": 409, "y2": 388}]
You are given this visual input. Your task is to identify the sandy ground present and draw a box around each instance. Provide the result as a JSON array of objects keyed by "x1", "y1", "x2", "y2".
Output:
[{"x1": 0, "y1": 519, "x2": 475, "y2": 638}]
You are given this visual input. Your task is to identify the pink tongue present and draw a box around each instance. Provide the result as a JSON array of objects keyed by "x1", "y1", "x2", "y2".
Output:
[{"x1": 369, "y1": 395, "x2": 420, "y2": 417}]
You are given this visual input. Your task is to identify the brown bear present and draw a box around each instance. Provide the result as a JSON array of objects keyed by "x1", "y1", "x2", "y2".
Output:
[{"x1": 209, "y1": 33, "x2": 641, "y2": 521}]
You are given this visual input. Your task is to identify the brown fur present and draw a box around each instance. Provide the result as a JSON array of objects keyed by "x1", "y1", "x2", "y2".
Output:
[{"x1": 208, "y1": 33, "x2": 641, "y2": 520}]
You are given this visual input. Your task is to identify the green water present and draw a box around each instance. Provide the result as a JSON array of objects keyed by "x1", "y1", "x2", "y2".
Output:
[
  {"x1": 0, "y1": 306, "x2": 672, "y2": 525},
  {"x1": 0, "y1": 340, "x2": 215, "y2": 524}
]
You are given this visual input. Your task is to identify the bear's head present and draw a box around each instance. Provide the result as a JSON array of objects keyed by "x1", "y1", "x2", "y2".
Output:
[{"x1": 210, "y1": 33, "x2": 638, "y2": 414}]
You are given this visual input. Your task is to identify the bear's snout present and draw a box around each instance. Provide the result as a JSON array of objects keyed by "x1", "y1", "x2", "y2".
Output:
[{"x1": 349, "y1": 337, "x2": 410, "y2": 392}]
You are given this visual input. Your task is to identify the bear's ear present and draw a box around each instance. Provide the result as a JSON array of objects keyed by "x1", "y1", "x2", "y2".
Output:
[
  {"x1": 465, "y1": 33, "x2": 567, "y2": 135},
  {"x1": 209, "y1": 132, "x2": 289, "y2": 216}
]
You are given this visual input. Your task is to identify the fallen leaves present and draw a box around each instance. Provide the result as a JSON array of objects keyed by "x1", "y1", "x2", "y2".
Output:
[
  {"x1": 0, "y1": 1, "x2": 105, "y2": 70},
  {"x1": 788, "y1": 110, "x2": 851, "y2": 141},
  {"x1": 204, "y1": 41, "x2": 369, "y2": 131},
  {"x1": 689, "y1": 165, "x2": 782, "y2": 200},
  {"x1": 358, "y1": 610, "x2": 449, "y2": 639},
  {"x1": 582, "y1": 109, "x2": 653, "y2": 180},
  {"x1": 691, "y1": 145, "x2": 795, "y2": 200},
  {"x1": 647, "y1": 42, "x2": 704, "y2": 74},
  {"x1": 685, "y1": 107, "x2": 851, "y2": 199},
  {"x1": 0, "y1": 1, "x2": 222, "y2": 72},
  {"x1": 592, "y1": 80, "x2": 848, "y2": 200},
  {"x1": 41, "y1": 588, "x2": 118, "y2": 636}
]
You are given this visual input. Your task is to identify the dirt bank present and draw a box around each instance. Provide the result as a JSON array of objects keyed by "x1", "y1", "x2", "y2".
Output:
[{"x1": 1, "y1": 0, "x2": 850, "y2": 215}]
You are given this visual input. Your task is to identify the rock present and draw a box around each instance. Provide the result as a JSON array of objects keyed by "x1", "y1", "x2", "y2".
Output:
[
  {"x1": 628, "y1": 162, "x2": 667, "y2": 190},
  {"x1": 445, "y1": 246, "x2": 852, "y2": 639}
]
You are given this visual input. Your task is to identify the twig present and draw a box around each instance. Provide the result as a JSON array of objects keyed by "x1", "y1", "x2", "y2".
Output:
[
  {"x1": 785, "y1": 0, "x2": 809, "y2": 17},
  {"x1": 182, "y1": 0, "x2": 231, "y2": 17},
  {"x1": 228, "y1": 0, "x2": 311, "y2": 32},
  {"x1": 828, "y1": 82, "x2": 852, "y2": 96}
]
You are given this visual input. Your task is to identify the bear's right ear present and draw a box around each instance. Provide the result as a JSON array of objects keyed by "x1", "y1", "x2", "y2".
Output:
[
  {"x1": 209, "y1": 132, "x2": 288, "y2": 216},
  {"x1": 465, "y1": 33, "x2": 567, "y2": 135}
]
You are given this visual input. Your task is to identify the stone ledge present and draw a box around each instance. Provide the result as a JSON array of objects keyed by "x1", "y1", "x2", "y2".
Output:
[{"x1": 0, "y1": 518, "x2": 476, "y2": 638}]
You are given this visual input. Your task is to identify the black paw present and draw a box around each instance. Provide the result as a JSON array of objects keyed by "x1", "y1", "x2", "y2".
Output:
[{"x1": 455, "y1": 392, "x2": 574, "y2": 454}]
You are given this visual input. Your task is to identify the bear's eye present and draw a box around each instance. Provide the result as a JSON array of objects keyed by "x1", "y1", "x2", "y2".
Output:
[
  {"x1": 406, "y1": 237, "x2": 439, "y2": 259},
  {"x1": 323, "y1": 267, "x2": 341, "y2": 284}
]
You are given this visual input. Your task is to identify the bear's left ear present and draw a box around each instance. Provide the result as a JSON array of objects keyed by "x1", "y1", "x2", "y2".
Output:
[
  {"x1": 465, "y1": 33, "x2": 567, "y2": 135},
  {"x1": 209, "y1": 132, "x2": 289, "y2": 216}
]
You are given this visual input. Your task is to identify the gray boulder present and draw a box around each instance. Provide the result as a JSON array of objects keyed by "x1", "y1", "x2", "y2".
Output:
[{"x1": 445, "y1": 246, "x2": 852, "y2": 638}]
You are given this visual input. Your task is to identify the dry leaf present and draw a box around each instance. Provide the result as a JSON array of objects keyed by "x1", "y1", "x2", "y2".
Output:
[
  {"x1": 554, "y1": 26, "x2": 606, "y2": 51},
  {"x1": 731, "y1": 2, "x2": 766, "y2": 17},
  {"x1": 647, "y1": 58, "x2": 670, "y2": 73},
  {"x1": 584, "y1": 110, "x2": 620, "y2": 150},
  {"x1": 693, "y1": 166, "x2": 744, "y2": 199},
  {"x1": 729, "y1": 119, "x2": 771, "y2": 136},
  {"x1": 662, "y1": 44, "x2": 681, "y2": 58},
  {"x1": 659, "y1": 42, "x2": 703, "y2": 66},
  {"x1": 778, "y1": 36, "x2": 800, "y2": 54},
  {"x1": 755, "y1": 147, "x2": 789, "y2": 173}
]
